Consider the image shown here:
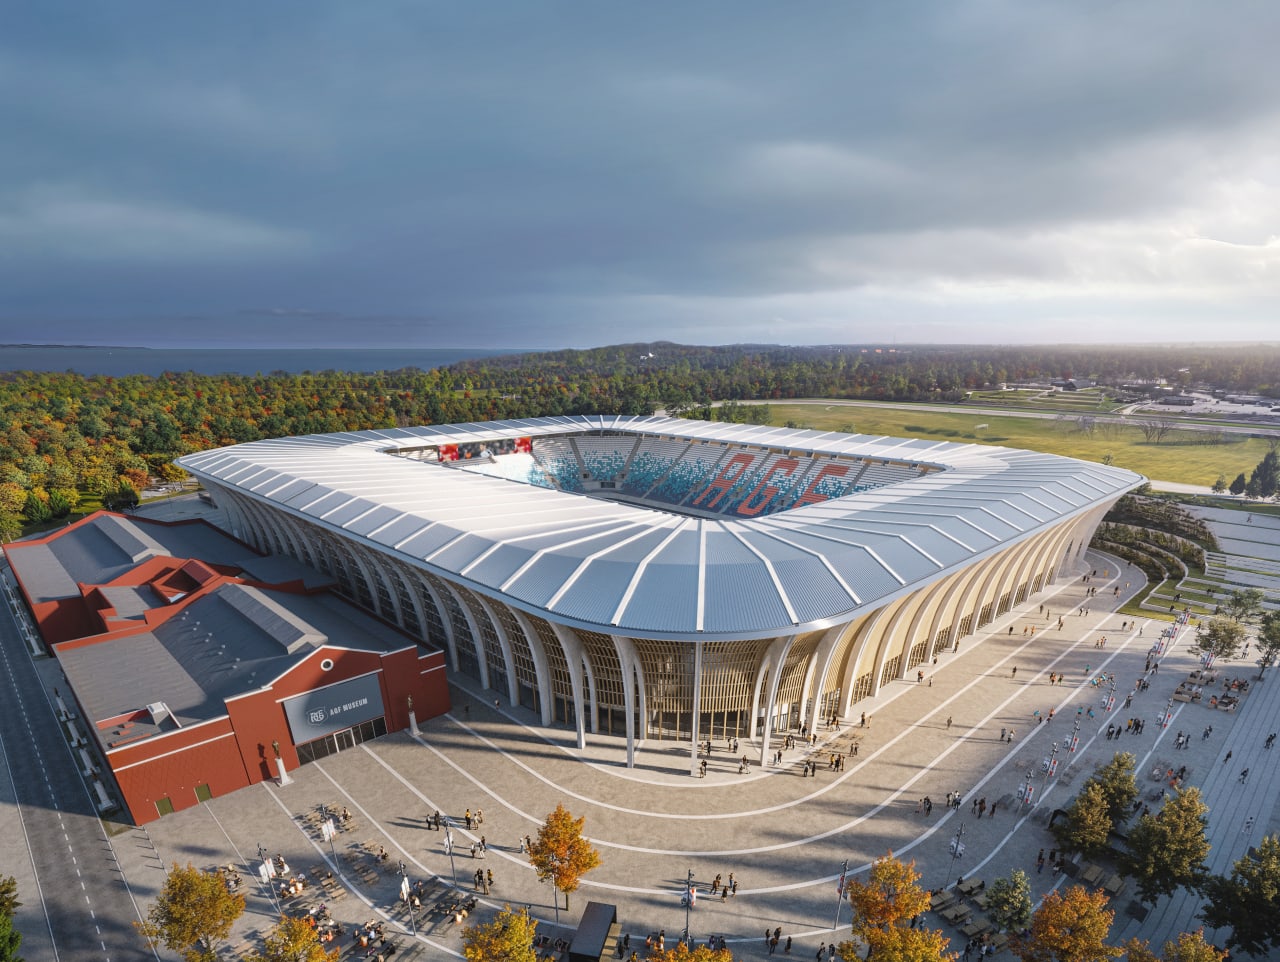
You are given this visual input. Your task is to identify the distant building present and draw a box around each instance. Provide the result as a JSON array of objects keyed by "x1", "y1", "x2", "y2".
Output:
[{"x1": 1159, "y1": 395, "x2": 1196, "y2": 406}]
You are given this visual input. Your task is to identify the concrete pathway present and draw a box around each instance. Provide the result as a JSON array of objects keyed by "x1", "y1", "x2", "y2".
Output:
[{"x1": 6, "y1": 544, "x2": 1274, "y2": 960}]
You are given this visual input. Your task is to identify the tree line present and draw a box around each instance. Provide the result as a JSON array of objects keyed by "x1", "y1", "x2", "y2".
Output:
[{"x1": 4, "y1": 342, "x2": 1279, "y2": 538}]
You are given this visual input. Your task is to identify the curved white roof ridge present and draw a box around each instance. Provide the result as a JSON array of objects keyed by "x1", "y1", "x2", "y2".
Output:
[{"x1": 178, "y1": 416, "x2": 1143, "y2": 640}]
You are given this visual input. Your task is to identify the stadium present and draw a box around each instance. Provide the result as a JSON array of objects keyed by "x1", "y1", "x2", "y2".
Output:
[{"x1": 178, "y1": 416, "x2": 1143, "y2": 769}]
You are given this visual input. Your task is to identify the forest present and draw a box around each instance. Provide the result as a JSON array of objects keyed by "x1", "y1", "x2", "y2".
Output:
[{"x1": 2, "y1": 341, "x2": 1278, "y2": 538}]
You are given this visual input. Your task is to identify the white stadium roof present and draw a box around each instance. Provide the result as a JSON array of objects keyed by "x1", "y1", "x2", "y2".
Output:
[{"x1": 179, "y1": 416, "x2": 1144, "y2": 640}]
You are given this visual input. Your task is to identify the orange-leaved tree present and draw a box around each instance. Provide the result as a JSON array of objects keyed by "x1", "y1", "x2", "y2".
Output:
[
  {"x1": 1123, "y1": 930, "x2": 1226, "y2": 962},
  {"x1": 463, "y1": 905, "x2": 539, "y2": 962},
  {"x1": 527, "y1": 804, "x2": 601, "y2": 910},
  {"x1": 1013, "y1": 885, "x2": 1120, "y2": 962},
  {"x1": 841, "y1": 852, "x2": 944, "y2": 961},
  {"x1": 246, "y1": 915, "x2": 340, "y2": 962}
]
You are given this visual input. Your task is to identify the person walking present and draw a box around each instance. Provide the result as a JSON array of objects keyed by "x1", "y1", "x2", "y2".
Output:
[
  {"x1": 1239, "y1": 768, "x2": 1250, "y2": 784},
  {"x1": 947, "y1": 715, "x2": 953, "y2": 730},
  {"x1": 1224, "y1": 750, "x2": 1233, "y2": 765}
]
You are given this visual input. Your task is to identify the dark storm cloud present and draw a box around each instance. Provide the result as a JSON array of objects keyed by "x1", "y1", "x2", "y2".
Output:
[{"x1": 1, "y1": 1, "x2": 1278, "y2": 347}]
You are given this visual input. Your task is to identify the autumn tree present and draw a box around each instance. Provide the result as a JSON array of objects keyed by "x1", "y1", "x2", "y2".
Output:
[
  {"x1": 985, "y1": 869, "x2": 1032, "y2": 933},
  {"x1": 135, "y1": 863, "x2": 245, "y2": 962},
  {"x1": 246, "y1": 916, "x2": 339, "y2": 962},
  {"x1": 853, "y1": 924, "x2": 954, "y2": 961},
  {"x1": 527, "y1": 804, "x2": 601, "y2": 911},
  {"x1": 1195, "y1": 617, "x2": 1247, "y2": 662},
  {"x1": 1052, "y1": 782, "x2": 1113, "y2": 858},
  {"x1": 842, "y1": 852, "x2": 949, "y2": 960},
  {"x1": 1199, "y1": 834, "x2": 1280, "y2": 958},
  {"x1": 1120, "y1": 788, "x2": 1210, "y2": 903},
  {"x1": 463, "y1": 905, "x2": 539, "y2": 962},
  {"x1": 1123, "y1": 930, "x2": 1225, "y2": 962},
  {"x1": 1012, "y1": 885, "x2": 1120, "y2": 962}
]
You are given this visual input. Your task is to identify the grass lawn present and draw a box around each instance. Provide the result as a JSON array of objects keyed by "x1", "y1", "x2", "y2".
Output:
[{"x1": 767, "y1": 404, "x2": 1272, "y2": 487}]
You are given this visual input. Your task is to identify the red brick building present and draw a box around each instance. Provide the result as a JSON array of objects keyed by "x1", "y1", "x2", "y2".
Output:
[{"x1": 6, "y1": 512, "x2": 449, "y2": 823}]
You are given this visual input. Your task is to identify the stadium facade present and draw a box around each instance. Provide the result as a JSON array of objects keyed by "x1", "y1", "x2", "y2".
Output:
[{"x1": 178, "y1": 417, "x2": 1143, "y2": 769}]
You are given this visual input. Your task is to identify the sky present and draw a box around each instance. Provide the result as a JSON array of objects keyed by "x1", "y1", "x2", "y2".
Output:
[{"x1": 2, "y1": 2, "x2": 1278, "y2": 350}]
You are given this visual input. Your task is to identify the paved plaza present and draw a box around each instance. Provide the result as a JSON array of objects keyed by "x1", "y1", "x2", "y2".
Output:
[{"x1": 6, "y1": 508, "x2": 1280, "y2": 959}]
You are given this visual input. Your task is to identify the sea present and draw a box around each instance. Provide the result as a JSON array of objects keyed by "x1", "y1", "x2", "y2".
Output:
[{"x1": 0, "y1": 345, "x2": 525, "y2": 378}]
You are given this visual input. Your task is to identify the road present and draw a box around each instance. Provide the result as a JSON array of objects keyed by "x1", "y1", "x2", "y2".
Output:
[{"x1": 0, "y1": 572, "x2": 152, "y2": 962}]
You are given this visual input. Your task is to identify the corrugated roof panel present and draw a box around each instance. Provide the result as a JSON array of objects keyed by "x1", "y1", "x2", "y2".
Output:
[
  {"x1": 505, "y1": 553, "x2": 584, "y2": 607},
  {"x1": 433, "y1": 534, "x2": 519, "y2": 576},
  {"x1": 324, "y1": 497, "x2": 382, "y2": 528},
  {"x1": 827, "y1": 544, "x2": 907, "y2": 599},
  {"x1": 615, "y1": 564, "x2": 699, "y2": 632},
  {"x1": 770, "y1": 555, "x2": 859, "y2": 623},
  {"x1": 551, "y1": 559, "x2": 643, "y2": 623},
  {"x1": 703, "y1": 560, "x2": 792, "y2": 633}
]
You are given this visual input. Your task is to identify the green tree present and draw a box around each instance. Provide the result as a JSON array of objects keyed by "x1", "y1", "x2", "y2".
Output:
[
  {"x1": 46, "y1": 490, "x2": 72, "y2": 519},
  {"x1": 246, "y1": 916, "x2": 338, "y2": 962},
  {"x1": 1199, "y1": 834, "x2": 1280, "y2": 958},
  {"x1": 1085, "y1": 753, "x2": 1139, "y2": 825},
  {"x1": 102, "y1": 481, "x2": 139, "y2": 512},
  {"x1": 1120, "y1": 788, "x2": 1210, "y2": 903},
  {"x1": 1012, "y1": 885, "x2": 1121, "y2": 962},
  {"x1": 21, "y1": 493, "x2": 49, "y2": 524},
  {"x1": 985, "y1": 869, "x2": 1032, "y2": 933},
  {"x1": 1211, "y1": 475, "x2": 1227, "y2": 494},
  {"x1": 1255, "y1": 611, "x2": 1280, "y2": 678},
  {"x1": 1052, "y1": 782, "x2": 1113, "y2": 858},
  {"x1": 1195, "y1": 617, "x2": 1247, "y2": 662},
  {"x1": 527, "y1": 805, "x2": 601, "y2": 911},
  {"x1": 1229, "y1": 473, "x2": 1247, "y2": 495},
  {"x1": 0, "y1": 911, "x2": 21, "y2": 962},
  {"x1": 1252, "y1": 450, "x2": 1279, "y2": 498},
  {"x1": 0, "y1": 513, "x2": 22, "y2": 543},
  {"x1": 462, "y1": 905, "x2": 539, "y2": 962},
  {"x1": 0, "y1": 876, "x2": 19, "y2": 917},
  {"x1": 1223, "y1": 588, "x2": 1265, "y2": 624},
  {"x1": 134, "y1": 863, "x2": 245, "y2": 962}
]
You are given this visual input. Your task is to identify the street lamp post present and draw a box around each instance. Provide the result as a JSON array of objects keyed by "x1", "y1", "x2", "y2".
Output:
[
  {"x1": 442, "y1": 817, "x2": 459, "y2": 889},
  {"x1": 1039, "y1": 741, "x2": 1060, "y2": 806},
  {"x1": 1020, "y1": 771, "x2": 1034, "y2": 811},
  {"x1": 682, "y1": 868, "x2": 695, "y2": 947},
  {"x1": 256, "y1": 843, "x2": 280, "y2": 914},
  {"x1": 399, "y1": 861, "x2": 417, "y2": 936},
  {"x1": 833, "y1": 859, "x2": 849, "y2": 929},
  {"x1": 944, "y1": 823, "x2": 965, "y2": 889}
]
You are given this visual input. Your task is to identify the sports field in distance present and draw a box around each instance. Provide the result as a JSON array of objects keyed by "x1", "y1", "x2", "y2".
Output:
[{"x1": 766, "y1": 403, "x2": 1273, "y2": 487}]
